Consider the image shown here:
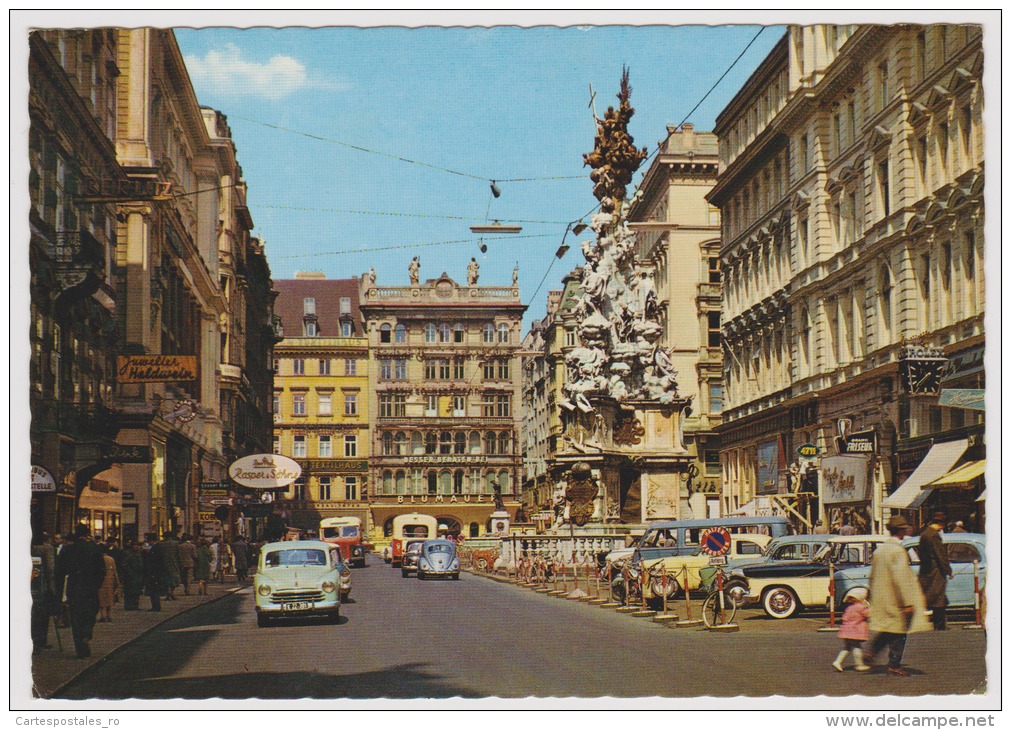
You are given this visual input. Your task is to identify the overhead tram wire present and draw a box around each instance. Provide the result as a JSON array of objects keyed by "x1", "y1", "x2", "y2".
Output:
[
  {"x1": 525, "y1": 26, "x2": 768, "y2": 312},
  {"x1": 270, "y1": 232, "x2": 556, "y2": 261},
  {"x1": 257, "y1": 204, "x2": 569, "y2": 225},
  {"x1": 229, "y1": 114, "x2": 584, "y2": 186}
]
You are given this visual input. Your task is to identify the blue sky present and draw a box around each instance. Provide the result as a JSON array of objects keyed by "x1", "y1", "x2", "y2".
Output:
[{"x1": 175, "y1": 25, "x2": 785, "y2": 325}]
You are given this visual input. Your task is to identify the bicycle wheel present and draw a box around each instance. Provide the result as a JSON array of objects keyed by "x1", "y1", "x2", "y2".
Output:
[{"x1": 703, "y1": 590, "x2": 738, "y2": 628}]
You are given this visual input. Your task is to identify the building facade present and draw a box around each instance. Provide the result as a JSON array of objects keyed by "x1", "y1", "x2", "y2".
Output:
[
  {"x1": 627, "y1": 123, "x2": 724, "y2": 519},
  {"x1": 709, "y1": 25, "x2": 984, "y2": 532},
  {"x1": 272, "y1": 273, "x2": 370, "y2": 534},
  {"x1": 362, "y1": 263, "x2": 526, "y2": 538}
]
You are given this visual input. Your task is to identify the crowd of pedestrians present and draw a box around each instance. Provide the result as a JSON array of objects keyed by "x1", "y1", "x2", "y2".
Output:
[{"x1": 30, "y1": 527, "x2": 266, "y2": 660}]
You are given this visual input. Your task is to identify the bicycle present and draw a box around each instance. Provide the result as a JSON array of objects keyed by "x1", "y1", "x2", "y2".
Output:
[{"x1": 701, "y1": 566, "x2": 746, "y2": 628}]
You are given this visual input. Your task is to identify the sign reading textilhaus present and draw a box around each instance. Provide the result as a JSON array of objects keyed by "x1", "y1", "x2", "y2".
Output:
[
  {"x1": 228, "y1": 454, "x2": 302, "y2": 489},
  {"x1": 117, "y1": 355, "x2": 198, "y2": 383}
]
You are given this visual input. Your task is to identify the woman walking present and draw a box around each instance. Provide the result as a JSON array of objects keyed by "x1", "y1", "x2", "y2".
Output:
[
  {"x1": 97, "y1": 544, "x2": 120, "y2": 623},
  {"x1": 193, "y1": 539, "x2": 211, "y2": 596}
]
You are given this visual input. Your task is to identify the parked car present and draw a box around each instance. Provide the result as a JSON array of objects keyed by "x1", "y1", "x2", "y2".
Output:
[
  {"x1": 734, "y1": 535, "x2": 888, "y2": 619},
  {"x1": 401, "y1": 541, "x2": 424, "y2": 578},
  {"x1": 698, "y1": 534, "x2": 831, "y2": 591},
  {"x1": 254, "y1": 540, "x2": 344, "y2": 627},
  {"x1": 417, "y1": 539, "x2": 461, "y2": 580},
  {"x1": 834, "y1": 533, "x2": 986, "y2": 611},
  {"x1": 633, "y1": 534, "x2": 772, "y2": 602}
]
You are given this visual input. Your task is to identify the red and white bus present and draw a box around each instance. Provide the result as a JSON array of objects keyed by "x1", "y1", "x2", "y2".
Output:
[{"x1": 320, "y1": 516, "x2": 366, "y2": 567}]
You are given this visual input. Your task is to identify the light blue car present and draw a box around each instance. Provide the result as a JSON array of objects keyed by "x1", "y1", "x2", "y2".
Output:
[{"x1": 833, "y1": 533, "x2": 986, "y2": 611}]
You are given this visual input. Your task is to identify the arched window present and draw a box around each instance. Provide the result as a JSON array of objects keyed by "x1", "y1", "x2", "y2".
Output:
[
  {"x1": 394, "y1": 323, "x2": 407, "y2": 343},
  {"x1": 440, "y1": 470, "x2": 452, "y2": 494},
  {"x1": 425, "y1": 432, "x2": 438, "y2": 455},
  {"x1": 411, "y1": 432, "x2": 424, "y2": 455},
  {"x1": 453, "y1": 470, "x2": 465, "y2": 494},
  {"x1": 454, "y1": 432, "x2": 467, "y2": 455},
  {"x1": 497, "y1": 323, "x2": 510, "y2": 343},
  {"x1": 411, "y1": 469, "x2": 423, "y2": 494},
  {"x1": 469, "y1": 522, "x2": 480, "y2": 538},
  {"x1": 382, "y1": 432, "x2": 394, "y2": 456},
  {"x1": 453, "y1": 323, "x2": 465, "y2": 343},
  {"x1": 469, "y1": 431, "x2": 482, "y2": 454},
  {"x1": 425, "y1": 324, "x2": 437, "y2": 343},
  {"x1": 499, "y1": 431, "x2": 511, "y2": 455},
  {"x1": 427, "y1": 471, "x2": 438, "y2": 494},
  {"x1": 483, "y1": 323, "x2": 495, "y2": 343},
  {"x1": 438, "y1": 323, "x2": 451, "y2": 343},
  {"x1": 440, "y1": 431, "x2": 452, "y2": 455},
  {"x1": 382, "y1": 470, "x2": 393, "y2": 495},
  {"x1": 484, "y1": 431, "x2": 497, "y2": 455},
  {"x1": 379, "y1": 323, "x2": 392, "y2": 343},
  {"x1": 395, "y1": 470, "x2": 406, "y2": 495},
  {"x1": 394, "y1": 431, "x2": 407, "y2": 455}
]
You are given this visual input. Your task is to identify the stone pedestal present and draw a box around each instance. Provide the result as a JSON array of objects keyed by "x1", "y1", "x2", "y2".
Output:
[{"x1": 489, "y1": 511, "x2": 510, "y2": 537}]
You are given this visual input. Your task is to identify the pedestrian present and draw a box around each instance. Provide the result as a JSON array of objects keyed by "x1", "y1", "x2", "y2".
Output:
[
  {"x1": 833, "y1": 587, "x2": 871, "y2": 672},
  {"x1": 193, "y1": 538, "x2": 211, "y2": 595},
  {"x1": 865, "y1": 515, "x2": 930, "y2": 677},
  {"x1": 838, "y1": 521, "x2": 857, "y2": 537},
  {"x1": 162, "y1": 531, "x2": 182, "y2": 600},
  {"x1": 143, "y1": 533, "x2": 167, "y2": 612},
  {"x1": 120, "y1": 540, "x2": 145, "y2": 610},
  {"x1": 918, "y1": 510, "x2": 954, "y2": 630},
  {"x1": 31, "y1": 532, "x2": 57, "y2": 655},
  {"x1": 179, "y1": 533, "x2": 196, "y2": 596},
  {"x1": 813, "y1": 520, "x2": 829, "y2": 535},
  {"x1": 105, "y1": 537, "x2": 124, "y2": 571},
  {"x1": 97, "y1": 544, "x2": 120, "y2": 623},
  {"x1": 232, "y1": 535, "x2": 250, "y2": 582},
  {"x1": 951, "y1": 520, "x2": 967, "y2": 533},
  {"x1": 209, "y1": 537, "x2": 222, "y2": 582},
  {"x1": 54, "y1": 524, "x2": 106, "y2": 658}
]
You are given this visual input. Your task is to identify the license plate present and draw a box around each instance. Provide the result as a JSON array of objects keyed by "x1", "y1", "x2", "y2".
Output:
[
  {"x1": 282, "y1": 601, "x2": 313, "y2": 611},
  {"x1": 708, "y1": 555, "x2": 728, "y2": 566}
]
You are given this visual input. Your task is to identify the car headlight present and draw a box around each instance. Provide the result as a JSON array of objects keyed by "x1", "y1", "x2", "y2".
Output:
[
  {"x1": 451, "y1": 558, "x2": 460, "y2": 569},
  {"x1": 353, "y1": 546, "x2": 363, "y2": 555},
  {"x1": 321, "y1": 581, "x2": 336, "y2": 593},
  {"x1": 257, "y1": 584, "x2": 272, "y2": 596}
]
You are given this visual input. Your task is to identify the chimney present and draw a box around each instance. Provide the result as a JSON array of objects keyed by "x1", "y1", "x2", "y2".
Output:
[{"x1": 682, "y1": 123, "x2": 695, "y2": 149}]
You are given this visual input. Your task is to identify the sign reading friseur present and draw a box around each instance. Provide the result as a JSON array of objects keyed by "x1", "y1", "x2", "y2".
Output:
[
  {"x1": 117, "y1": 355, "x2": 198, "y2": 383},
  {"x1": 228, "y1": 454, "x2": 302, "y2": 489}
]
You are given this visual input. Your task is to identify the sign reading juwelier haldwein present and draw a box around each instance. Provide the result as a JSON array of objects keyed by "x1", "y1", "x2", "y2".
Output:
[{"x1": 117, "y1": 354, "x2": 198, "y2": 383}]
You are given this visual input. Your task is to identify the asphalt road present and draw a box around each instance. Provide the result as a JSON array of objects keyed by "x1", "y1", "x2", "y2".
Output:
[{"x1": 58, "y1": 555, "x2": 988, "y2": 699}]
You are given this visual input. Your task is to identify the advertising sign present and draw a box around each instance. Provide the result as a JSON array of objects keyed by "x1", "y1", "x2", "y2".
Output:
[
  {"x1": 228, "y1": 454, "x2": 302, "y2": 489},
  {"x1": 820, "y1": 454, "x2": 873, "y2": 505},
  {"x1": 31, "y1": 465, "x2": 56, "y2": 493},
  {"x1": 796, "y1": 443, "x2": 822, "y2": 460},
  {"x1": 939, "y1": 389, "x2": 985, "y2": 411},
  {"x1": 756, "y1": 440, "x2": 780, "y2": 495},
  {"x1": 117, "y1": 355, "x2": 198, "y2": 383},
  {"x1": 842, "y1": 429, "x2": 877, "y2": 454},
  {"x1": 105, "y1": 444, "x2": 153, "y2": 463}
]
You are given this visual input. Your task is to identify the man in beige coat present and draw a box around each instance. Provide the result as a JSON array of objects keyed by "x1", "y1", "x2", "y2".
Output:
[{"x1": 866, "y1": 515, "x2": 930, "y2": 677}]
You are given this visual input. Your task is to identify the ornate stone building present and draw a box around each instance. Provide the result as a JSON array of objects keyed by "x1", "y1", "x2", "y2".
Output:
[
  {"x1": 361, "y1": 262, "x2": 526, "y2": 537},
  {"x1": 272, "y1": 273, "x2": 370, "y2": 533},
  {"x1": 627, "y1": 123, "x2": 724, "y2": 520},
  {"x1": 709, "y1": 25, "x2": 984, "y2": 532}
]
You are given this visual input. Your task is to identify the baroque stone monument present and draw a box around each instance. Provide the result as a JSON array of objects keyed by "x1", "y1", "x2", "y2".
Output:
[{"x1": 554, "y1": 69, "x2": 694, "y2": 525}]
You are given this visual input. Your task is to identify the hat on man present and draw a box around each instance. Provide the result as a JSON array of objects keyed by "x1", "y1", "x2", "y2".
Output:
[{"x1": 886, "y1": 515, "x2": 910, "y2": 532}]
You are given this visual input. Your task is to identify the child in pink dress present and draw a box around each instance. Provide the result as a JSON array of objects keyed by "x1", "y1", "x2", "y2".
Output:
[{"x1": 833, "y1": 587, "x2": 871, "y2": 672}]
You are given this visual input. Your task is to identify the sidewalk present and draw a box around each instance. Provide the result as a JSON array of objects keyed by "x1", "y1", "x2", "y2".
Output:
[{"x1": 31, "y1": 575, "x2": 248, "y2": 699}]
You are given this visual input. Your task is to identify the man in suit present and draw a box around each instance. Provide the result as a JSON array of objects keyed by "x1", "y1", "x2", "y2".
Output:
[
  {"x1": 919, "y1": 510, "x2": 954, "y2": 630},
  {"x1": 54, "y1": 525, "x2": 106, "y2": 658}
]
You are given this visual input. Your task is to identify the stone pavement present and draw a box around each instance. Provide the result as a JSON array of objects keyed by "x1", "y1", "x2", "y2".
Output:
[{"x1": 31, "y1": 575, "x2": 249, "y2": 699}]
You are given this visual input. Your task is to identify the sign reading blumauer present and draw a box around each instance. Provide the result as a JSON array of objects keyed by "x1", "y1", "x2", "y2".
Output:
[
  {"x1": 228, "y1": 454, "x2": 302, "y2": 489},
  {"x1": 117, "y1": 354, "x2": 198, "y2": 383}
]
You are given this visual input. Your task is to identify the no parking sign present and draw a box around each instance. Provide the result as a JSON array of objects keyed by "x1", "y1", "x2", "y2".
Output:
[{"x1": 700, "y1": 527, "x2": 732, "y2": 557}]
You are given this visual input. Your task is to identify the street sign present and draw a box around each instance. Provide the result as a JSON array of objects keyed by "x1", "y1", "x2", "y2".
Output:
[
  {"x1": 207, "y1": 498, "x2": 233, "y2": 506},
  {"x1": 708, "y1": 555, "x2": 728, "y2": 566},
  {"x1": 31, "y1": 465, "x2": 56, "y2": 493},
  {"x1": 700, "y1": 527, "x2": 732, "y2": 557}
]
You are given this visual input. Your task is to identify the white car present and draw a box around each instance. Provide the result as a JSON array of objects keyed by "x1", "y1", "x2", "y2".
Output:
[{"x1": 254, "y1": 540, "x2": 344, "y2": 627}]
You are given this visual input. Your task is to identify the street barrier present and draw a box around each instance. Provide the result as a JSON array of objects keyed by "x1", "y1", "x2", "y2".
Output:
[
  {"x1": 676, "y1": 566, "x2": 702, "y2": 627},
  {"x1": 817, "y1": 562, "x2": 840, "y2": 633}
]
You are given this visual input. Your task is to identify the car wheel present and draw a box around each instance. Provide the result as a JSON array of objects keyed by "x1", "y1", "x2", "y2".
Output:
[
  {"x1": 475, "y1": 557, "x2": 490, "y2": 572},
  {"x1": 418, "y1": 571, "x2": 425, "y2": 580},
  {"x1": 762, "y1": 587, "x2": 800, "y2": 619},
  {"x1": 257, "y1": 613, "x2": 269, "y2": 628},
  {"x1": 452, "y1": 573, "x2": 460, "y2": 581},
  {"x1": 402, "y1": 569, "x2": 410, "y2": 578}
]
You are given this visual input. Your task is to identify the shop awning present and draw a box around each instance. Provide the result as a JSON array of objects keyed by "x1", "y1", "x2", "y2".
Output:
[
  {"x1": 883, "y1": 439, "x2": 969, "y2": 510},
  {"x1": 976, "y1": 489, "x2": 987, "y2": 502},
  {"x1": 926, "y1": 460, "x2": 986, "y2": 489}
]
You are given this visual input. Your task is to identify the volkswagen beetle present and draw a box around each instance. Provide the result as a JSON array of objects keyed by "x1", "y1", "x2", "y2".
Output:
[{"x1": 417, "y1": 539, "x2": 461, "y2": 580}]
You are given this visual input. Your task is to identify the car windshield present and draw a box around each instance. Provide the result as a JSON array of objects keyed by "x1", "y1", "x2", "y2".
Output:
[
  {"x1": 406, "y1": 543, "x2": 424, "y2": 554},
  {"x1": 402, "y1": 525, "x2": 430, "y2": 538},
  {"x1": 264, "y1": 549, "x2": 327, "y2": 567},
  {"x1": 425, "y1": 543, "x2": 454, "y2": 554},
  {"x1": 341, "y1": 526, "x2": 359, "y2": 538}
]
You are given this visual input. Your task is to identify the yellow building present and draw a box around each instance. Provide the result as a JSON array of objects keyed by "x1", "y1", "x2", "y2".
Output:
[{"x1": 273, "y1": 273, "x2": 371, "y2": 533}]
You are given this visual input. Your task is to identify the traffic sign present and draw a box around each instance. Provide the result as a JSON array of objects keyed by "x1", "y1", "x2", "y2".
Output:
[{"x1": 700, "y1": 527, "x2": 732, "y2": 557}]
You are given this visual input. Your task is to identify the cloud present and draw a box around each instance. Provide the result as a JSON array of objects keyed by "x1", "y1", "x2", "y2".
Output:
[{"x1": 185, "y1": 44, "x2": 348, "y2": 101}]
